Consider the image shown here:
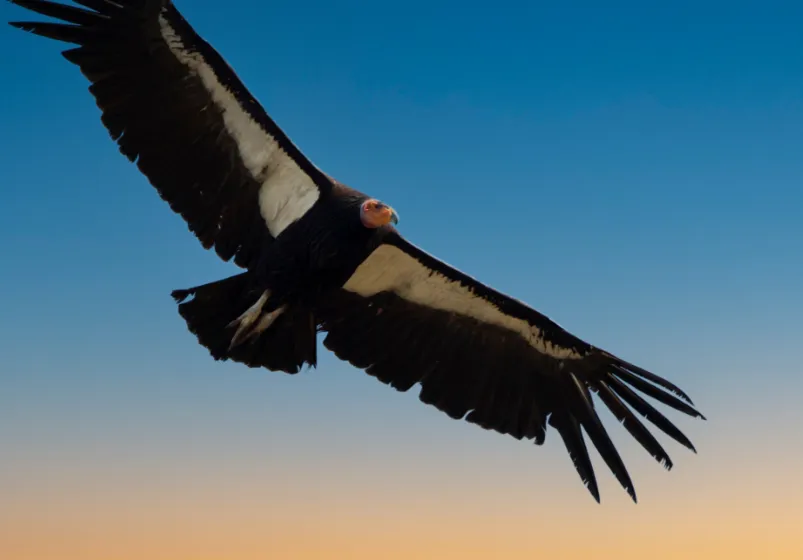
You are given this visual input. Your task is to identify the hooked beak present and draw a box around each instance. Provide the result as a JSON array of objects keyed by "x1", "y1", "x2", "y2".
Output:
[
  {"x1": 387, "y1": 207, "x2": 399, "y2": 225},
  {"x1": 377, "y1": 205, "x2": 399, "y2": 226}
]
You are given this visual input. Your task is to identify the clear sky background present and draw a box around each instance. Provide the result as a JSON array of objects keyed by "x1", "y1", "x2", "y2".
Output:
[{"x1": 1, "y1": 1, "x2": 802, "y2": 559}]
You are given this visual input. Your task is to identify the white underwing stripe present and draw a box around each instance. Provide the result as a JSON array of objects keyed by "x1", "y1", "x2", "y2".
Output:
[
  {"x1": 343, "y1": 245, "x2": 584, "y2": 360},
  {"x1": 158, "y1": 15, "x2": 320, "y2": 237}
]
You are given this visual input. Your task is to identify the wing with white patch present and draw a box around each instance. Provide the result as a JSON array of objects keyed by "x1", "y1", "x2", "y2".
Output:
[
  {"x1": 9, "y1": 0, "x2": 332, "y2": 267},
  {"x1": 318, "y1": 232, "x2": 704, "y2": 503}
]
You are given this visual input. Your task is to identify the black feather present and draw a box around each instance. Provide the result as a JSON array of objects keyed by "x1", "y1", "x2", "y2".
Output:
[
  {"x1": 10, "y1": 0, "x2": 107, "y2": 25},
  {"x1": 550, "y1": 412, "x2": 600, "y2": 503},
  {"x1": 606, "y1": 376, "x2": 697, "y2": 453},
  {"x1": 8, "y1": 20, "x2": 105, "y2": 43},
  {"x1": 609, "y1": 354, "x2": 696, "y2": 405},
  {"x1": 595, "y1": 381, "x2": 673, "y2": 469},
  {"x1": 570, "y1": 373, "x2": 637, "y2": 502},
  {"x1": 613, "y1": 366, "x2": 705, "y2": 419}
]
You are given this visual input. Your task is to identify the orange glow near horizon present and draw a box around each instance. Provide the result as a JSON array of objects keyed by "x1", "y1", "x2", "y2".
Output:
[
  {"x1": 3, "y1": 499, "x2": 801, "y2": 560},
  {"x1": 2, "y1": 440, "x2": 801, "y2": 560}
]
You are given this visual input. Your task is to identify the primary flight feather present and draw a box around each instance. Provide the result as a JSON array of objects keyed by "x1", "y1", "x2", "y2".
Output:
[{"x1": 8, "y1": 0, "x2": 704, "y2": 503}]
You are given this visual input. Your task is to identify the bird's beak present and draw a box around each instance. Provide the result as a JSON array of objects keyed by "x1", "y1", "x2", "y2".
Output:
[{"x1": 378, "y1": 205, "x2": 399, "y2": 226}]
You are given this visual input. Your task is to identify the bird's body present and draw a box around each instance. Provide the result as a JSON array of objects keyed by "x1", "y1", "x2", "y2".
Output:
[
  {"x1": 247, "y1": 186, "x2": 382, "y2": 309},
  {"x1": 8, "y1": 0, "x2": 705, "y2": 503}
]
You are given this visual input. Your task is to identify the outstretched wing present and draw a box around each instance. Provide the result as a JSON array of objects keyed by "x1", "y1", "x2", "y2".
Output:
[
  {"x1": 9, "y1": 0, "x2": 333, "y2": 268},
  {"x1": 318, "y1": 231, "x2": 704, "y2": 502}
]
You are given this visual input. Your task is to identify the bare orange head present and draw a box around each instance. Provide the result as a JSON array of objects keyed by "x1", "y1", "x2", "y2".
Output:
[{"x1": 359, "y1": 198, "x2": 399, "y2": 229}]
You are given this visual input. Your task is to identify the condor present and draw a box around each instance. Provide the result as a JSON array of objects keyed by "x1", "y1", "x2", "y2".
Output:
[{"x1": 8, "y1": 0, "x2": 704, "y2": 503}]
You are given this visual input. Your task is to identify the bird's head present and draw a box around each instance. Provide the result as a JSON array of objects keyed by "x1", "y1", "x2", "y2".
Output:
[{"x1": 360, "y1": 198, "x2": 399, "y2": 229}]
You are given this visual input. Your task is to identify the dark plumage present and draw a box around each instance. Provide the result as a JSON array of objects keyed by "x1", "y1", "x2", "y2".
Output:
[{"x1": 8, "y1": 0, "x2": 705, "y2": 503}]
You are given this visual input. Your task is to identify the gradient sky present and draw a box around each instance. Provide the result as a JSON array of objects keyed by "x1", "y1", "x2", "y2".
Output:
[{"x1": 2, "y1": 1, "x2": 802, "y2": 559}]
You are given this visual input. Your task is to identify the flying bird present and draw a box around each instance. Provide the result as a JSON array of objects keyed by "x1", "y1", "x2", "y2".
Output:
[{"x1": 8, "y1": 0, "x2": 704, "y2": 503}]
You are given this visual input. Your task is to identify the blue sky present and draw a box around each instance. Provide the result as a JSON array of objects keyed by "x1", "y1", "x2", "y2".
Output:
[{"x1": 1, "y1": 0, "x2": 802, "y2": 536}]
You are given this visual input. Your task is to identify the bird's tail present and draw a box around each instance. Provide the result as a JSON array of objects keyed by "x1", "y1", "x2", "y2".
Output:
[{"x1": 171, "y1": 272, "x2": 317, "y2": 373}]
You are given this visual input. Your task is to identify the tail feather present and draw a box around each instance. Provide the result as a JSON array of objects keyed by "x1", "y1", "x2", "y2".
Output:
[{"x1": 172, "y1": 273, "x2": 317, "y2": 374}]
